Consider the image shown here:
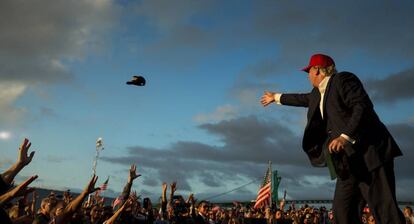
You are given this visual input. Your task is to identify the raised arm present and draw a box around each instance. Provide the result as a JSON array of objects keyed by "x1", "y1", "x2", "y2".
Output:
[
  {"x1": 1, "y1": 138, "x2": 35, "y2": 186},
  {"x1": 55, "y1": 175, "x2": 99, "y2": 224},
  {"x1": 0, "y1": 175, "x2": 37, "y2": 206},
  {"x1": 104, "y1": 197, "x2": 133, "y2": 224},
  {"x1": 169, "y1": 182, "x2": 176, "y2": 205},
  {"x1": 120, "y1": 164, "x2": 141, "y2": 203},
  {"x1": 161, "y1": 182, "x2": 167, "y2": 214}
]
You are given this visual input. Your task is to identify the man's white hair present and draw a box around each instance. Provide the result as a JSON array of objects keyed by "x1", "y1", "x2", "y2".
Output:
[{"x1": 319, "y1": 64, "x2": 337, "y2": 77}]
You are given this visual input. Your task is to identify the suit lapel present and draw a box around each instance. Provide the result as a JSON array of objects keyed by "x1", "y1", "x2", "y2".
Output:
[
  {"x1": 308, "y1": 88, "x2": 321, "y2": 120},
  {"x1": 322, "y1": 73, "x2": 335, "y2": 119}
]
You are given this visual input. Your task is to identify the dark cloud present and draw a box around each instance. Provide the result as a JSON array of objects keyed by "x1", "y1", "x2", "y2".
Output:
[
  {"x1": 0, "y1": 0, "x2": 118, "y2": 84},
  {"x1": 142, "y1": 177, "x2": 160, "y2": 187},
  {"x1": 102, "y1": 115, "x2": 344, "y2": 200},
  {"x1": 45, "y1": 155, "x2": 68, "y2": 163},
  {"x1": 129, "y1": 1, "x2": 414, "y2": 73},
  {"x1": 0, "y1": 0, "x2": 119, "y2": 123},
  {"x1": 249, "y1": 1, "x2": 414, "y2": 67},
  {"x1": 366, "y1": 67, "x2": 414, "y2": 102},
  {"x1": 103, "y1": 115, "x2": 414, "y2": 201},
  {"x1": 388, "y1": 123, "x2": 414, "y2": 181}
]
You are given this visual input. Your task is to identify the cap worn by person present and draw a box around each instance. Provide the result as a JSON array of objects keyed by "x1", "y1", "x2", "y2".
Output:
[{"x1": 302, "y1": 54, "x2": 335, "y2": 72}]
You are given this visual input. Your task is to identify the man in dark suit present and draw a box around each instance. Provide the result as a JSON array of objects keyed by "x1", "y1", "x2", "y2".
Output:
[
  {"x1": 260, "y1": 54, "x2": 404, "y2": 223},
  {"x1": 193, "y1": 200, "x2": 209, "y2": 224}
]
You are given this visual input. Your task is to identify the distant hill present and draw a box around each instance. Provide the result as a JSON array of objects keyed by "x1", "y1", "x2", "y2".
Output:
[{"x1": 9, "y1": 187, "x2": 115, "y2": 210}]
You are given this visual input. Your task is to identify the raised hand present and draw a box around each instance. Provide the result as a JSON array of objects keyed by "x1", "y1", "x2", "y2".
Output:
[
  {"x1": 128, "y1": 164, "x2": 141, "y2": 183},
  {"x1": 188, "y1": 193, "x2": 195, "y2": 205},
  {"x1": 17, "y1": 138, "x2": 35, "y2": 167},
  {"x1": 1, "y1": 138, "x2": 36, "y2": 185},
  {"x1": 84, "y1": 175, "x2": 99, "y2": 195},
  {"x1": 170, "y1": 182, "x2": 177, "y2": 194}
]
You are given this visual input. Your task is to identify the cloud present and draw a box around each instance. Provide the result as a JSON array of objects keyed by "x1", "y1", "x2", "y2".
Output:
[
  {"x1": 45, "y1": 155, "x2": 68, "y2": 163},
  {"x1": 0, "y1": 0, "x2": 119, "y2": 123},
  {"x1": 387, "y1": 123, "x2": 414, "y2": 181},
  {"x1": 102, "y1": 115, "x2": 414, "y2": 200},
  {"x1": 102, "y1": 115, "x2": 337, "y2": 199},
  {"x1": 193, "y1": 104, "x2": 239, "y2": 123},
  {"x1": 0, "y1": 131, "x2": 12, "y2": 141},
  {"x1": 0, "y1": 158, "x2": 13, "y2": 168},
  {"x1": 0, "y1": 82, "x2": 27, "y2": 125},
  {"x1": 366, "y1": 67, "x2": 414, "y2": 102},
  {"x1": 129, "y1": 1, "x2": 414, "y2": 73}
]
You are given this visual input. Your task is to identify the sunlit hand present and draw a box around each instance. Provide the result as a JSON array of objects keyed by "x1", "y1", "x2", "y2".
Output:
[
  {"x1": 260, "y1": 91, "x2": 276, "y2": 107},
  {"x1": 7, "y1": 175, "x2": 38, "y2": 200},
  {"x1": 328, "y1": 136, "x2": 349, "y2": 153},
  {"x1": 17, "y1": 138, "x2": 35, "y2": 167},
  {"x1": 162, "y1": 182, "x2": 167, "y2": 193}
]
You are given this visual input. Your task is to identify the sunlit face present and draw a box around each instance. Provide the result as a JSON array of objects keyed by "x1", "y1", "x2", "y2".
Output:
[
  {"x1": 308, "y1": 66, "x2": 326, "y2": 88},
  {"x1": 368, "y1": 214, "x2": 376, "y2": 224},
  {"x1": 275, "y1": 210, "x2": 282, "y2": 219},
  {"x1": 404, "y1": 207, "x2": 412, "y2": 217}
]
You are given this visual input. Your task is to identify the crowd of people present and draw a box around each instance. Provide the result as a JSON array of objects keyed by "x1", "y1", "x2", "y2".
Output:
[{"x1": 1, "y1": 138, "x2": 413, "y2": 224}]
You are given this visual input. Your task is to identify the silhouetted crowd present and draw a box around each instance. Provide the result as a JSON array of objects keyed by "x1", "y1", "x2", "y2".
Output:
[{"x1": 1, "y1": 139, "x2": 413, "y2": 224}]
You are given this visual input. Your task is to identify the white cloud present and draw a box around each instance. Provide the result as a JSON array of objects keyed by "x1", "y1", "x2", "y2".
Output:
[
  {"x1": 0, "y1": 82, "x2": 27, "y2": 124},
  {"x1": 0, "y1": 131, "x2": 12, "y2": 140},
  {"x1": 193, "y1": 104, "x2": 239, "y2": 123},
  {"x1": 0, "y1": 158, "x2": 13, "y2": 168},
  {"x1": 0, "y1": 0, "x2": 119, "y2": 125}
]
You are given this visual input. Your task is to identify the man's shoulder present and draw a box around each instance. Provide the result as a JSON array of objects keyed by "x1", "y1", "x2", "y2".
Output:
[
  {"x1": 333, "y1": 71, "x2": 359, "y2": 80},
  {"x1": 330, "y1": 71, "x2": 362, "y2": 85}
]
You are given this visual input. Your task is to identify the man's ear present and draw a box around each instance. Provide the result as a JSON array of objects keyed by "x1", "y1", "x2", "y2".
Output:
[{"x1": 315, "y1": 68, "x2": 321, "y2": 76}]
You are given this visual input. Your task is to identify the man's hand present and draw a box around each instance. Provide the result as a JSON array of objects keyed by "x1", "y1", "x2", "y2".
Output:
[
  {"x1": 260, "y1": 91, "x2": 276, "y2": 107},
  {"x1": 128, "y1": 164, "x2": 141, "y2": 183},
  {"x1": 162, "y1": 182, "x2": 167, "y2": 193},
  {"x1": 17, "y1": 138, "x2": 35, "y2": 167},
  {"x1": 328, "y1": 136, "x2": 349, "y2": 153}
]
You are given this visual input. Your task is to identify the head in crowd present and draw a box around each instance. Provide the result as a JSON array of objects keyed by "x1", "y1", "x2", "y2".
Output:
[
  {"x1": 39, "y1": 198, "x2": 52, "y2": 217},
  {"x1": 197, "y1": 200, "x2": 210, "y2": 216}
]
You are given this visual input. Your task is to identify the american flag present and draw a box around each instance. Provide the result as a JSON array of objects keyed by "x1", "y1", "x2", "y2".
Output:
[
  {"x1": 112, "y1": 196, "x2": 123, "y2": 209},
  {"x1": 95, "y1": 177, "x2": 109, "y2": 197},
  {"x1": 254, "y1": 162, "x2": 272, "y2": 209},
  {"x1": 99, "y1": 177, "x2": 109, "y2": 191}
]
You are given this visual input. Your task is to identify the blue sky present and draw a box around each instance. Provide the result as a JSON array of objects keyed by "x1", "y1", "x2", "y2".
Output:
[{"x1": 1, "y1": 0, "x2": 414, "y2": 202}]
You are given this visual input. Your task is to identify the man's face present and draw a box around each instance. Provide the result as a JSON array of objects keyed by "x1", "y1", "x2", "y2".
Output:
[
  {"x1": 199, "y1": 203, "x2": 209, "y2": 215},
  {"x1": 404, "y1": 207, "x2": 412, "y2": 217},
  {"x1": 275, "y1": 210, "x2": 282, "y2": 219},
  {"x1": 90, "y1": 206, "x2": 102, "y2": 220},
  {"x1": 308, "y1": 66, "x2": 326, "y2": 88}
]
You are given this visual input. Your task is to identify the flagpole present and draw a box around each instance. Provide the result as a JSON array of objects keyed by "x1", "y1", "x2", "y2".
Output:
[
  {"x1": 269, "y1": 160, "x2": 272, "y2": 208},
  {"x1": 92, "y1": 137, "x2": 104, "y2": 175}
]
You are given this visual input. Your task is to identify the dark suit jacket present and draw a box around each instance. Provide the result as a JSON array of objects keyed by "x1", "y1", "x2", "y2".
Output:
[{"x1": 280, "y1": 72, "x2": 402, "y2": 174}]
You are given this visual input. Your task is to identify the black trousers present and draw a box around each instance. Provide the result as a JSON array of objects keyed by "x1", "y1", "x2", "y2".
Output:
[{"x1": 332, "y1": 160, "x2": 405, "y2": 224}]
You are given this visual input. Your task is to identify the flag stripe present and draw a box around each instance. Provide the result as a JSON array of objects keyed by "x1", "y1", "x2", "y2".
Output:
[{"x1": 254, "y1": 163, "x2": 272, "y2": 209}]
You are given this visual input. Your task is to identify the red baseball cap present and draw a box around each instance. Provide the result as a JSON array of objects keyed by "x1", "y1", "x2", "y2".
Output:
[{"x1": 302, "y1": 54, "x2": 335, "y2": 72}]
